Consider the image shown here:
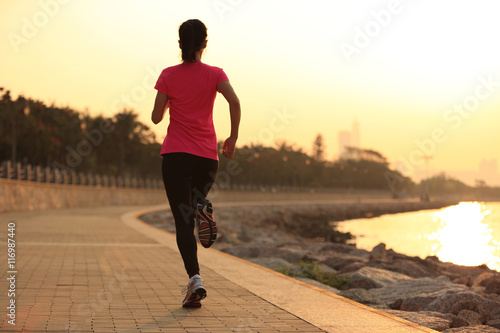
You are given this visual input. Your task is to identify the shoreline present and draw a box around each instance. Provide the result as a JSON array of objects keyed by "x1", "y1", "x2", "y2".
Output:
[{"x1": 140, "y1": 199, "x2": 500, "y2": 332}]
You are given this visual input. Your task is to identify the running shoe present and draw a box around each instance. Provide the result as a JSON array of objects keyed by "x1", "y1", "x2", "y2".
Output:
[
  {"x1": 182, "y1": 274, "x2": 206, "y2": 308},
  {"x1": 197, "y1": 200, "x2": 218, "y2": 248}
]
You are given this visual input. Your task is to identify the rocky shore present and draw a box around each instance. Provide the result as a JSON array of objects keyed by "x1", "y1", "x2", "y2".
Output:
[{"x1": 140, "y1": 200, "x2": 500, "y2": 332}]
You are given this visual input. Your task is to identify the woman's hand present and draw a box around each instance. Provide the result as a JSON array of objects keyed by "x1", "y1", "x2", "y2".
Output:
[
  {"x1": 222, "y1": 136, "x2": 237, "y2": 158},
  {"x1": 218, "y1": 81, "x2": 240, "y2": 159}
]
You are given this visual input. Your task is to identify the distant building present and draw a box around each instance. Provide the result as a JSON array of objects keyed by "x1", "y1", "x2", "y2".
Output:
[
  {"x1": 478, "y1": 159, "x2": 499, "y2": 185},
  {"x1": 338, "y1": 118, "x2": 361, "y2": 159},
  {"x1": 338, "y1": 131, "x2": 351, "y2": 159}
]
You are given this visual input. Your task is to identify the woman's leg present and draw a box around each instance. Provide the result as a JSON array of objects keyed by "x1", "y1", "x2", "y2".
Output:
[
  {"x1": 162, "y1": 153, "x2": 200, "y2": 278},
  {"x1": 191, "y1": 156, "x2": 219, "y2": 210}
]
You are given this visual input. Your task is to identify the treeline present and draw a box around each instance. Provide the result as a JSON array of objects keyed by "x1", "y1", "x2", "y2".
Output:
[
  {"x1": 3, "y1": 88, "x2": 499, "y2": 197},
  {"x1": 217, "y1": 141, "x2": 413, "y2": 191},
  {"x1": 418, "y1": 173, "x2": 500, "y2": 198},
  {"x1": 1, "y1": 88, "x2": 411, "y2": 190},
  {"x1": 1, "y1": 88, "x2": 161, "y2": 178}
]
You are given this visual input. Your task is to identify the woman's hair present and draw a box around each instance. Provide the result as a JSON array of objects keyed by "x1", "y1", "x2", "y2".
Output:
[{"x1": 179, "y1": 19, "x2": 207, "y2": 63}]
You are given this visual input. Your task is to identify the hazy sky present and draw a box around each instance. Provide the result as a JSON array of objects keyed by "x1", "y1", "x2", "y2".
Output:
[{"x1": 2, "y1": 0, "x2": 500, "y2": 185}]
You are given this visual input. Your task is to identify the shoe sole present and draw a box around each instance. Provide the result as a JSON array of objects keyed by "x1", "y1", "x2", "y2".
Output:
[
  {"x1": 182, "y1": 287, "x2": 207, "y2": 308},
  {"x1": 197, "y1": 202, "x2": 217, "y2": 248}
]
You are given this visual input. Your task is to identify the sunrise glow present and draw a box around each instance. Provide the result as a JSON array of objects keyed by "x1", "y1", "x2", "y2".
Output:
[{"x1": 430, "y1": 202, "x2": 499, "y2": 270}]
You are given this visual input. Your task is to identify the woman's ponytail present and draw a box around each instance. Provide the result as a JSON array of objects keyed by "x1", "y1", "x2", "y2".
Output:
[{"x1": 179, "y1": 19, "x2": 207, "y2": 63}]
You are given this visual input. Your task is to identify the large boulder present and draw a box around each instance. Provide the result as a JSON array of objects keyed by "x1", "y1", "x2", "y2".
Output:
[
  {"x1": 221, "y1": 245, "x2": 261, "y2": 258},
  {"x1": 247, "y1": 257, "x2": 294, "y2": 271},
  {"x1": 369, "y1": 243, "x2": 388, "y2": 262},
  {"x1": 278, "y1": 247, "x2": 309, "y2": 264},
  {"x1": 387, "y1": 288, "x2": 500, "y2": 322},
  {"x1": 373, "y1": 276, "x2": 469, "y2": 305},
  {"x1": 338, "y1": 262, "x2": 369, "y2": 275},
  {"x1": 338, "y1": 288, "x2": 387, "y2": 308},
  {"x1": 322, "y1": 255, "x2": 368, "y2": 271},
  {"x1": 303, "y1": 243, "x2": 370, "y2": 264},
  {"x1": 424, "y1": 257, "x2": 494, "y2": 284},
  {"x1": 483, "y1": 277, "x2": 500, "y2": 295},
  {"x1": 476, "y1": 273, "x2": 500, "y2": 289},
  {"x1": 457, "y1": 309, "x2": 484, "y2": 326},
  {"x1": 340, "y1": 266, "x2": 411, "y2": 290},
  {"x1": 311, "y1": 242, "x2": 364, "y2": 255},
  {"x1": 383, "y1": 310, "x2": 459, "y2": 331},
  {"x1": 381, "y1": 258, "x2": 435, "y2": 278},
  {"x1": 451, "y1": 299, "x2": 490, "y2": 323},
  {"x1": 411, "y1": 290, "x2": 499, "y2": 317},
  {"x1": 487, "y1": 319, "x2": 500, "y2": 330},
  {"x1": 443, "y1": 326, "x2": 500, "y2": 332}
]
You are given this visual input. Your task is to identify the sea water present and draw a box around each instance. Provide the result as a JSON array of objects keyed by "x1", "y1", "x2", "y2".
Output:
[{"x1": 335, "y1": 202, "x2": 500, "y2": 271}]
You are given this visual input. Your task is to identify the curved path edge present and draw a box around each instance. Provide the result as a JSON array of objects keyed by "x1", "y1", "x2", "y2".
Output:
[{"x1": 122, "y1": 204, "x2": 438, "y2": 333}]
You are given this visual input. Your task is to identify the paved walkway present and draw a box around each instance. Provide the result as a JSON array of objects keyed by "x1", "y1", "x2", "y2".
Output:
[{"x1": 0, "y1": 204, "x2": 438, "y2": 332}]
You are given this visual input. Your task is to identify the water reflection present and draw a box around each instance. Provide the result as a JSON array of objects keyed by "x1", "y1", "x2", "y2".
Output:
[
  {"x1": 430, "y1": 202, "x2": 498, "y2": 269},
  {"x1": 336, "y1": 201, "x2": 500, "y2": 271}
]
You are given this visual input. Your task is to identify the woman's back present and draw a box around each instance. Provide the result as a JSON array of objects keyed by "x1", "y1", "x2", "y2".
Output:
[{"x1": 155, "y1": 62, "x2": 228, "y2": 160}]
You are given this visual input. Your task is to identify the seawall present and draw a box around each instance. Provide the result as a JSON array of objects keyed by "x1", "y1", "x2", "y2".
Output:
[{"x1": 0, "y1": 179, "x2": 166, "y2": 213}]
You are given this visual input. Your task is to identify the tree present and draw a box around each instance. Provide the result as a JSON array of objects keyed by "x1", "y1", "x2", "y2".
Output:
[{"x1": 312, "y1": 133, "x2": 325, "y2": 162}]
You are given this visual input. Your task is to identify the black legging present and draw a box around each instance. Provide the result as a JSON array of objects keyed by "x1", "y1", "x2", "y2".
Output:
[{"x1": 161, "y1": 153, "x2": 218, "y2": 278}]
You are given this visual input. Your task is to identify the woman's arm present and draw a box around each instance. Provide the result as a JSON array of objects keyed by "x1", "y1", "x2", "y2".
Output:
[
  {"x1": 217, "y1": 81, "x2": 241, "y2": 158},
  {"x1": 151, "y1": 91, "x2": 169, "y2": 124}
]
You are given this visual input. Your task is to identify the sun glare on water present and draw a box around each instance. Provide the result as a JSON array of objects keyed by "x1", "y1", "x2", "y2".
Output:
[{"x1": 429, "y1": 202, "x2": 498, "y2": 270}]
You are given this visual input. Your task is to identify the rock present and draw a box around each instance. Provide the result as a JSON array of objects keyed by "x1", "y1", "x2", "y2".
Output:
[
  {"x1": 338, "y1": 262, "x2": 367, "y2": 274},
  {"x1": 293, "y1": 277, "x2": 340, "y2": 295},
  {"x1": 322, "y1": 256, "x2": 368, "y2": 271},
  {"x1": 317, "y1": 263, "x2": 338, "y2": 275},
  {"x1": 221, "y1": 245, "x2": 260, "y2": 258},
  {"x1": 307, "y1": 242, "x2": 348, "y2": 254},
  {"x1": 338, "y1": 288, "x2": 386, "y2": 307},
  {"x1": 373, "y1": 276, "x2": 467, "y2": 305},
  {"x1": 382, "y1": 258, "x2": 435, "y2": 278},
  {"x1": 369, "y1": 243, "x2": 387, "y2": 262},
  {"x1": 485, "y1": 294, "x2": 500, "y2": 305},
  {"x1": 451, "y1": 299, "x2": 489, "y2": 323},
  {"x1": 443, "y1": 326, "x2": 500, "y2": 332},
  {"x1": 307, "y1": 242, "x2": 370, "y2": 259},
  {"x1": 265, "y1": 209, "x2": 354, "y2": 242},
  {"x1": 454, "y1": 276, "x2": 474, "y2": 288},
  {"x1": 457, "y1": 309, "x2": 483, "y2": 326},
  {"x1": 392, "y1": 289, "x2": 500, "y2": 321},
  {"x1": 453, "y1": 316, "x2": 472, "y2": 329},
  {"x1": 484, "y1": 277, "x2": 500, "y2": 295},
  {"x1": 487, "y1": 319, "x2": 500, "y2": 330},
  {"x1": 477, "y1": 273, "x2": 500, "y2": 288},
  {"x1": 425, "y1": 259, "x2": 494, "y2": 285},
  {"x1": 425, "y1": 291, "x2": 498, "y2": 317},
  {"x1": 247, "y1": 257, "x2": 294, "y2": 271},
  {"x1": 238, "y1": 226, "x2": 252, "y2": 242},
  {"x1": 278, "y1": 247, "x2": 308, "y2": 264},
  {"x1": 384, "y1": 310, "x2": 454, "y2": 331},
  {"x1": 341, "y1": 266, "x2": 411, "y2": 290},
  {"x1": 224, "y1": 244, "x2": 294, "y2": 259},
  {"x1": 253, "y1": 235, "x2": 277, "y2": 244}
]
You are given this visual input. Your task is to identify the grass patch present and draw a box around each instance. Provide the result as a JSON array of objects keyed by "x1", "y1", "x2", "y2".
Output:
[{"x1": 277, "y1": 260, "x2": 349, "y2": 289}]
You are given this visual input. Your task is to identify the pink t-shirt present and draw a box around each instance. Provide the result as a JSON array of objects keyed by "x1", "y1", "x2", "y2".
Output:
[{"x1": 154, "y1": 62, "x2": 229, "y2": 160}]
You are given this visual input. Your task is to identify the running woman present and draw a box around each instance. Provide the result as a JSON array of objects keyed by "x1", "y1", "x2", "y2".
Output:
[{"x1": 151, "y1": 19, "x2": 241, "y2": 308}]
